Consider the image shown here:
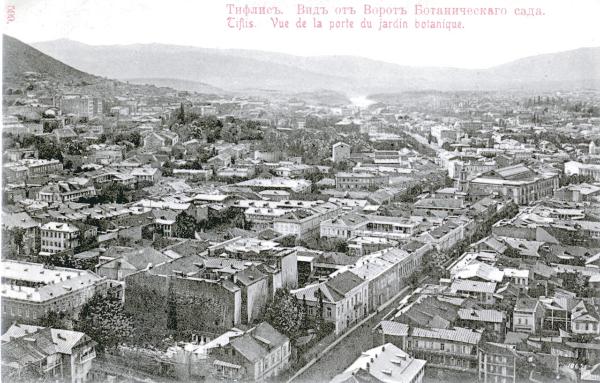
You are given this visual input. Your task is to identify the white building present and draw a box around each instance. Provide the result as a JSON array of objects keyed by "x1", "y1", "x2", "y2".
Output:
[
  {"x1": 40, "y1": 222, "x2": 80, "y2": 255},
  {"x1": 330, "y1": 343, "x2": 426, "y2": 383}
]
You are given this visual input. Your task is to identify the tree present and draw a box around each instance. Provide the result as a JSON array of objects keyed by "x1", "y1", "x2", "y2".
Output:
[
  {"x1": 177, "y1": 103, "x2": 185, "y2": 124},
  {"x1": 75, "y1": 293, "x2": 134, "y2": 353},
  {"x1": 265, "y1": 289, "x2": 305, "y2": 341},
  {"x1": 39, "y1": 310, "x2": 68, "y2": 329},
  {"x1": 174, "y1": 212, "x2": 198, "y2": 238},
  {"x1": 99, "y1": 182, "x2": 129, "y2": 204}
]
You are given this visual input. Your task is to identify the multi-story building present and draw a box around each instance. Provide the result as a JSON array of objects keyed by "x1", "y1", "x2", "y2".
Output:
[
  {"x1": 512, "y1": 296, "x2": 544, "y2": 334},
  {"x1": 131, "y1": 167, "x2": 161, "y2": 184},
  {"x1": 565, "y1": 161, "x2": 600, "y2": 181},
  {"x1": 335, "y1": 172, "x2": 389, "y2": 190},
  {"x1": 419, "y1": 217, "x2": 472, "y2": 252},
  {"x1": 1, "y1": 323, "x2": 97, "y2": 383},
  {"x1": 59, "y1": 94, "x2": 103, "y2": 118},
  {"x1": 37, "y1": 181, "x2": 97, "y2": 203},
  {"x1": 350, "y1": 248, "x2": 419, "y2": 311},
  {"x1": 124, "y1": 254, "x2": 242, "y2": 336},
  {"x1": 1, "y1": 261, "x2": 122, "y2": 327},
  {"x1": 2, "y1": 212, "x2": 40, "y2": 258},
  {"x1": 273, "y1": 202, "x2": 342, "y2": 239},
  {"x1": 209, "y1": 322, "x2": 290, "y2": 382},
  {"x1": 469, "y1": 164, "x2": 559, "y2": 205},
  {"x1": 330, "y1": 343, "x2": 426, "y2": 383},
  {"x1": 407, "y1": 326, "x2": 482, "y2": 373},
  {"x1": 4, "y1": 159, "x2": 63, "y2": 182},
  {"x1": 292, "y1": 271, "x2": 368, "y2": 334},
  {"x1": 331, "y1": 142, "x2": 351, "y2": 163},
  {"x1": 39, "y1": 222, "x2": 80, "y2": 256},
  {"x1": 320, "y1": 213, "x2": 424, "y2": 241},
  {"x1": 478, "y1": 342, "x2": 518, "y2": 383}
]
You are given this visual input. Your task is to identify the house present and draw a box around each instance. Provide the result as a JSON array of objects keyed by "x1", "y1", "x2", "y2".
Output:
[
  {"x1": 457, "y1": 309, "x2": 506, "y2": 333},
  {"x1": 1, "y1": 323, "x2": 97, "y2": 383},
  {"x1": 512, "y1": 296, "x2": 544, "y2": 334},
  {"x1": 571, "y1": 299, "x2": 600, "y2": 335},
  {"x1": 2, "y1": 212, "x2": 40, "y2": 257},
  {"x1": 131, "y1": 167, "x2": 161, "y2": 184},
  {"x1": 142, "y1": 131, "x2": 179, "y2": 151},
  {"x1": 292, "y1": 271, "x2": 369, "y2": 334},
  {"x1": 330, "y1": 343, "x2": 426, "y2": 383},
  {"x1": 208, "y1": 322, "x2": 290, "y2": 382},
  {"x1": 450, "y1": 279, "x2": 497, "y2": 306},
  {"x1": 95, "y1": 247, "x2": 171, "y2": 281}
]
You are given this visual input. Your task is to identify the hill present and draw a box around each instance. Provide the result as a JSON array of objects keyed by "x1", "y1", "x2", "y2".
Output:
[{"x1": 3, "y1": 35, "x2": 98, "y2": 85}]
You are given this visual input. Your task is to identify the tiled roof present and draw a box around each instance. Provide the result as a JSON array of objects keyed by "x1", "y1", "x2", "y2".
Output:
[{"x1": 411, "y1": 326, "x2": 482, "y2": 345}]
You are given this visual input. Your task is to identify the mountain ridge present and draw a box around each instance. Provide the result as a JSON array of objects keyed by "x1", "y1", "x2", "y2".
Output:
[{"x1": 11, "y1": 35, "x2": 600, "y2": 95}]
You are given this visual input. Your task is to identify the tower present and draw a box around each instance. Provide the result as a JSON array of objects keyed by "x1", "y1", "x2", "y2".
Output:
[{"x1": 456, "y1": 167, "x2": 469, "y2": 193}]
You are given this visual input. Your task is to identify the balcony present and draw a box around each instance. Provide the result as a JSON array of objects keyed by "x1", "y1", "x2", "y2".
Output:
[{"x1": 79, "y1": 350, "x2": 96, "y2": 364}]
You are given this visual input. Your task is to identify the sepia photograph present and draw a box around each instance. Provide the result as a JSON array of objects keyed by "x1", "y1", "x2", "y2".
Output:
[{"x1": 1, "y1": 0, "x2": 600, "y2": 382}]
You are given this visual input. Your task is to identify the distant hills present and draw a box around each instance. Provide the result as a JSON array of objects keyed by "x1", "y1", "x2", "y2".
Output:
[
  {"x1": 5, "y1": 34, "x2": 600, "y2": 98},
  {"x1": 3, "y1": 35, "x2": 98, "y2": 84}
]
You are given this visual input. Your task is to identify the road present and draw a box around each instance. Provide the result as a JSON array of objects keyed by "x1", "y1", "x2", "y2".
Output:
[{"x1": 289, "y1": 283, "x2": 420, "y2": 383}]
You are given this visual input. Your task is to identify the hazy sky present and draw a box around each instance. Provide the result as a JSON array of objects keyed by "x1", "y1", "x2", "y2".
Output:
[{"x1": 4, "y1": 0, "x2": 600, "y2": 68}]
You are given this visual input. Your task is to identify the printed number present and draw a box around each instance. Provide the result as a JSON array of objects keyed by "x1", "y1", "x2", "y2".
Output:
[{"x1": 6, "y1": 5, "x2": 15, "y2": 24}]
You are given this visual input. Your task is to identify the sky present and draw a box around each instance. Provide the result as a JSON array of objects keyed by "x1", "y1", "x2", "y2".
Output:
[{"x1": 3, "y1": 0, "x2": 600, "y2": 69}]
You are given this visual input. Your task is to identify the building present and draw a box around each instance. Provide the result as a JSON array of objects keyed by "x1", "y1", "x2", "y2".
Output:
[
  {"x1": 208, "y1": 322, "x2": 290, "y2": 382},
  {"x1": 320, "y1": 213, "x2": 423, "y2": 241},
  {"x1": 235, "y1": 177, "x2": 312, "y2": 193},
  {"x1": 512, "y1": 296, "x2": 544, "y2": 334},
  {"x1": 450, "y1": 279, "x2": 497, "y2": 306},
  {"x1": 332, "y1": 142, "x2": 351, "y2": 163},
  {"x1": 273, "y1": 202, "x2": 342, "y2": 239},
  {"x1": 553, "y1": 183, "x2": 600, "y2": 202},
  {"x1": 469, "y1": 164, "x2": 559, "y2": 205},
  {"x1": 350, "y1": 248, "x2": 419, "y2": 312},
  {"x1": 37, "y1": 181, "x2": 97, "y2": 203},
  {"x1": 124, "y1": 254, "x2": 242, "y2": 336},
  {"x1": 95, "y1": 247, "x2": 172, "y2": 281},
  {"x1": 4, "y1": 159, "x2": 63, "y2": 182},
  {"x1": 1, "y1": 261, "x2": 122, "y2": 328},
  {"x1": 142, "y1": 131, "x2": 179, "y2": 152},
  {"x1": 335, "y1": 172, "x2": 390, "y2": 190},
  {"x1": 478, "y1": 342, "x2": 518, "y2": 383},
  {"x1": 292, "y1": 271, "x2": 369, "y2": 334},
  {"x1": 1, "y1": 323, "x2": 97, "y2": 383},
  {"x1": 571, "y1": 300, "x2": 600, "y2": 335},
  {"x1": 565, "y1": 161, "x2": 600, "y2": 181},
  {"x1": 330, "y1": 343, "x2": 426, "y2": 383},
  {"x1": 131, "y1": 167, "x2": 161, "y2": 184},
  {"x1": 2, "y1": 212, "x2": 40, "y2": 258},
  {"x1": 59, "y1": 94, "x2": 103, "y2": 118},
  {"x1": 408, "y1": 326, "x2": 482, "y2": 373},
  {"x1": 39, "y1": 222, "x2": 80, "y2": 256}
]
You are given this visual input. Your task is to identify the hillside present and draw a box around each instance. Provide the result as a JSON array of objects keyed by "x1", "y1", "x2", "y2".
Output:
[{"x1": 3, "y1": 35, "x2": 98, "y2": 85}]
